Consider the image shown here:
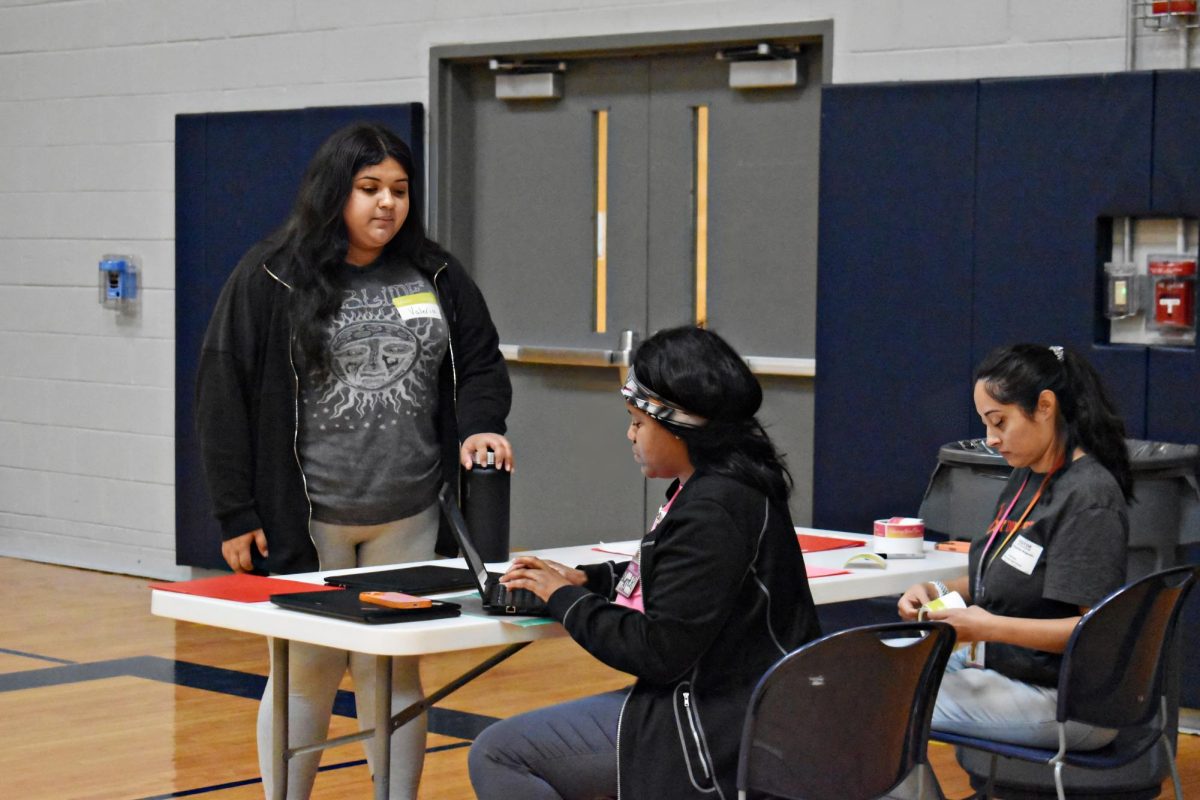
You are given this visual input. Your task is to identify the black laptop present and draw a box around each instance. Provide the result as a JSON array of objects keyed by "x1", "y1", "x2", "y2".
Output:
[
  {"x1": 437, "y1": 484, "x2": 549, "y2": 617},
  {"x1": 324, "y1": 563, "x2": 490, "y2": 595},
  {"x1": 270, "y1": 588, "x2": 460, "y2": 624}
]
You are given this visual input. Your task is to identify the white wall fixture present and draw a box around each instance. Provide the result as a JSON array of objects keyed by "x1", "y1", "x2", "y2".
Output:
[
  {"x1": 490, "y1": 59, "x2": 565, "y2": 100},
  {"x1": 717, "y1": 43, "x2": 802, "y2": 89}
]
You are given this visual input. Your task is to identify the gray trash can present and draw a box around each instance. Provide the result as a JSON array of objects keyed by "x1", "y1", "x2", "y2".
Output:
[
  {"x1": 918, "y1": 439, "x2": 1011, "y2": 542},
  {"x1": 920, "y1": 439, "x2": 1199, "y2": 579},
  {"x1": 918, "y1": 438, "x2": 1200, "y2": 799}
]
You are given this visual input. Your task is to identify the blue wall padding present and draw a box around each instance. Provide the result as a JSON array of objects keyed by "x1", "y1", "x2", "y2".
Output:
[
  {"x1": 1147, "y1": 70, "x2": 1200, "y2": 443},
  {"x1": 175, "y1": 104, "x2": 423, "y2": 569},
  {"x1": 814, "y1": 71, "x2": 1200, "y2": 536},
  {"x1": 814, "y1": 81, "x2": 978, "y2": 534},
  {"x1": 1151, "y1": 70, "x2": 1200, "y2": 211},
  {"x1": 973, "y1": 73, "x2": 1152, "y2": 438}
]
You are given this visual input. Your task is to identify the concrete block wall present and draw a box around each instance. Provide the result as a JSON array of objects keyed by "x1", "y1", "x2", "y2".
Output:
[{"x1": 0, "y1": 0, "x2": 1189, "y2": 579}]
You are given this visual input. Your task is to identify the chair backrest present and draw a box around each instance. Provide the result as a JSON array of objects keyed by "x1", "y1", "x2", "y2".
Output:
[
  {"x1": 736, "y1": 621, "x2": 956, "y2": 800},
  {"x1": 1058, "y1": 564, "x2": 1198, "y2": 730}
]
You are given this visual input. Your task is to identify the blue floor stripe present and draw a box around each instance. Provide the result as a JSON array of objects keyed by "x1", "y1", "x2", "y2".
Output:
[
  {"x1": 0, "y1": 646, "x2": 76, "y2": 665},
  {"x1": 429, "y1": 706, "x2": 497, "y2": 740},
  {"x1": 0, "y1": 657, "x2": 139, "y2": 691},
  {"x1": 1, "y1": 652, "x2": 495, "y2": 797},
  {"x1": 131, "y1": 743, "x2": 471, "y2": 798},
  {"x1": 0, "y1": 655, "x2": 499, "y2": 733},
  {"x1": 131, "y1": 757, "x2": 370, "y2": 799}
]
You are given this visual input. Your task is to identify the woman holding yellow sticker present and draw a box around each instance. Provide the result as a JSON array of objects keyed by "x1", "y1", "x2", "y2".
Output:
[
  {"x1": 897, "y1": 344, "x2": 1131, "y2": 753},
  {"x1": 196, "y1": 122, "x2": 512, "y2": 799}
]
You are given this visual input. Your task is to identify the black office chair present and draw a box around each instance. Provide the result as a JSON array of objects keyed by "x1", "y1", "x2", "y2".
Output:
[
  {"x1": 736, "y1": 621, "x2": 956, "y2": 800},
  {"x1": 931, "y1": 564, "x2": 1199, "y2": 800}
]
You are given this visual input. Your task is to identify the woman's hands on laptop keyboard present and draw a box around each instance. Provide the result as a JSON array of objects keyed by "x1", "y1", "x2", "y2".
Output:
[{"x1": 499, "y1": 557, "x2": 587, "y2": 602}]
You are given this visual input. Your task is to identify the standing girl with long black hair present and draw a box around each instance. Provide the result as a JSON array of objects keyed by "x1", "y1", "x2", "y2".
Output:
[
  {"x1": 898, "y1": 343, "x2": 1131, "y2": 753},
  {"x1": 468, "y1": 325, "x2": 821, "y2": 800},
  {"x1": 196, "y1": 121, "x2": 512, "y2": 799}
]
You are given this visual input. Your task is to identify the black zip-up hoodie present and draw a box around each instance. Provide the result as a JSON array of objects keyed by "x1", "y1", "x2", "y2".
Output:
[
  {"x1": 547, "y1": 473, "x2": 822, "y2": 800},
  {"x1": 196, "y1": 238, "x2": 512, "y2": 574}
]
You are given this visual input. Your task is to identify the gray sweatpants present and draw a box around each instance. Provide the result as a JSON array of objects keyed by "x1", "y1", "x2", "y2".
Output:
[{"x1": 469, "y1": 689, "x2": 625, "y2": 800}]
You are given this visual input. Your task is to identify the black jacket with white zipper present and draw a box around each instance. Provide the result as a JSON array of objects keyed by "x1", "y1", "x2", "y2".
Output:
[
  {"x1": 547, "y1": 473, "x2": 822, "y2": 800},
  {"x1": 195, "y1": 238, "x2": 511, "y2": 574}
]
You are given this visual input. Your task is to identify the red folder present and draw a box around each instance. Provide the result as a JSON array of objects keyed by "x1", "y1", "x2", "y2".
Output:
[
  {"x1": 148, "y1": 573, "x2": 341, "y2": 603},
  {"x1": 797, "y1": 534, "x2": 866, "y2": 553}
]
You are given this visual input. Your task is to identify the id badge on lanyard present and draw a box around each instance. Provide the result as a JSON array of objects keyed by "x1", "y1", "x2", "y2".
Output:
[
  {"x1": 976, "y1": 466, "x2": 1055, "y2": 604},
  {"x1": 616, "y1": 554, "x2": 641, "y2": 598}
]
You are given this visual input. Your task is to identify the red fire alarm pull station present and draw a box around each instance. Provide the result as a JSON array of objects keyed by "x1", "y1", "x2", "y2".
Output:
[{"x1": 1148, "y1": 256, "x2": 1196, "y2": 331}]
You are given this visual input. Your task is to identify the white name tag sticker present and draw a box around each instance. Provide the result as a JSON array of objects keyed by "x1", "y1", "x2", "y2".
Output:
[
  {"x1": 1001, "y1": 534, "x2": 1043, "y2": 575},
  {"x1": 393, "y1": 292, "x2": 442, "y2": 321}
]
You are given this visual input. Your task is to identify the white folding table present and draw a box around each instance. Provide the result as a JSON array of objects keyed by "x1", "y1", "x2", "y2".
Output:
[{"x1": 151, "y1": 530, "x2": 966, "y2": 800}]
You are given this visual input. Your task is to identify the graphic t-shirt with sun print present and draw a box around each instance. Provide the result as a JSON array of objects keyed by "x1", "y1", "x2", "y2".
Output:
[{"x1": 297, "y1": 253, "x2": 449, "y2": 525}]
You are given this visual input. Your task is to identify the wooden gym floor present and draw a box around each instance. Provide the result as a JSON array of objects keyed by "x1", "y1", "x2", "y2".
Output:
[{"x1": 1, "y1": 556, "x2": 1195, "y2": 799}]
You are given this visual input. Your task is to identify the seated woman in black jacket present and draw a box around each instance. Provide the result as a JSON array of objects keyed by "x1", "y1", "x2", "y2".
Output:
[{"x1": 468, "y1": 325, "x2": 822, "y2": 800}]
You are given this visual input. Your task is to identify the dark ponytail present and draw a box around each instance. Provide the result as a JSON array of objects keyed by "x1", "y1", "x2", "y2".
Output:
[
  {"x1": 974, "y1": 344, "x2": 1133, "y2": 500},
  {"x1": 630, "y1": 326, "x2": 792, "y2": 507}
]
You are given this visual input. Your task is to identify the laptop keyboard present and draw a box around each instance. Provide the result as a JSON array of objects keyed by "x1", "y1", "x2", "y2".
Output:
[{"x1": 486, "y1": 583, "x2": 546, "y2": 614}]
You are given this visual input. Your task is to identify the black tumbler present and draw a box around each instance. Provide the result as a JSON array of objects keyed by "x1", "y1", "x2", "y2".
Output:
[{"x1": 462, "y1": 451, "x2": 510, "y2": 562}]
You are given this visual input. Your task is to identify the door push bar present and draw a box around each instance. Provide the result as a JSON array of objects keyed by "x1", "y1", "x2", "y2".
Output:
[
  {"x1": 500, "y1": 329, "x2": 638, "y2": 368},
  {"x1": 500, "y1": 330, "x2": 816, "y2": 377}
]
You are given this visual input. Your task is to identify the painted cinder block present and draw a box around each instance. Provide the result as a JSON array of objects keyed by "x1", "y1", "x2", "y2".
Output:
[{"x1": 0, "y1": 465, "x2": 51, "y2": 518}]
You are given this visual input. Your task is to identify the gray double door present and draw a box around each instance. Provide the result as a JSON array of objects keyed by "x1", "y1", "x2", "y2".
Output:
[{"x1": 441, "y1": 45, "x2": 822, "y2": 548}]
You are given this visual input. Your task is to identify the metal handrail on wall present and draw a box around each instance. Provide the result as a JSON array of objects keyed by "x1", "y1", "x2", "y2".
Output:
[{"x1": 500, "y1": 331, "x2": 815, "y2": 377}]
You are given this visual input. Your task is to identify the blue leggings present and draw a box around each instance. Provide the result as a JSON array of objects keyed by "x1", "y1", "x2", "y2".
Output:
[
  {"x1": 468, "y1": 689, "x2": 626, "y2": 800},
  {"x1": 931, "y1": 648, "x2": 1117, "y2": 749}
]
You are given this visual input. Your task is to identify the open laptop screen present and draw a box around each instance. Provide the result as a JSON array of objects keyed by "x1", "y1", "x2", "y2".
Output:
[{"x1": 437, "y1": 483, "x2": 493, "y2": 594}]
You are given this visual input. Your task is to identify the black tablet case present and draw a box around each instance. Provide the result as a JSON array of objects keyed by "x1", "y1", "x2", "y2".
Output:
[
  {"x1": 323, "y1": 564, "x2": 498, "y2": 594},
  {"x1": 270, "y1": 589, "x2": 460, "y2": 624}
]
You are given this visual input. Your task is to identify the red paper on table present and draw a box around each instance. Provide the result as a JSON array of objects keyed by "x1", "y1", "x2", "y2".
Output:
[
  {"x1": 806, "y1": 565, "x2": 851, "y2": 579},
  {"x1": 797, "y1": 534, "x2": 866, "y2": 553},
  {"x1": 148, "y1": 573, "x2": 341, "y2": 603}
]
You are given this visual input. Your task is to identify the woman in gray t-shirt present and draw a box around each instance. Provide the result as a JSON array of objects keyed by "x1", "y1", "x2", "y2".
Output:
[
  {"x1": 199, "y1": 122, "x2": 513, "y2": 800},
  {"x1": 898, "y1": 344, "x2": 1132, "y2": 751}
]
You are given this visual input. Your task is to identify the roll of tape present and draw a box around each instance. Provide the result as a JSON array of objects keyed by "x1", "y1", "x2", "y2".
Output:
[{"x1": 873, "y1": 516, "x2": 925, "y2": 558}]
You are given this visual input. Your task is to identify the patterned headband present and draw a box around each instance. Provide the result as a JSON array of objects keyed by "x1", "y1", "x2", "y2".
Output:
[{"x1": 620, "y1": 367, "x2": 708, "y2": 429}]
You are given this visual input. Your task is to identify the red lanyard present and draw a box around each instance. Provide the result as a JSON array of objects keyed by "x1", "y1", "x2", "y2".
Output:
[
  {"x1": 977, "y1": 458, "x2": 1060, "y2": 583},
  {"x1": 980, "y1": 475, "x2": 1029, "y2": 556}
]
